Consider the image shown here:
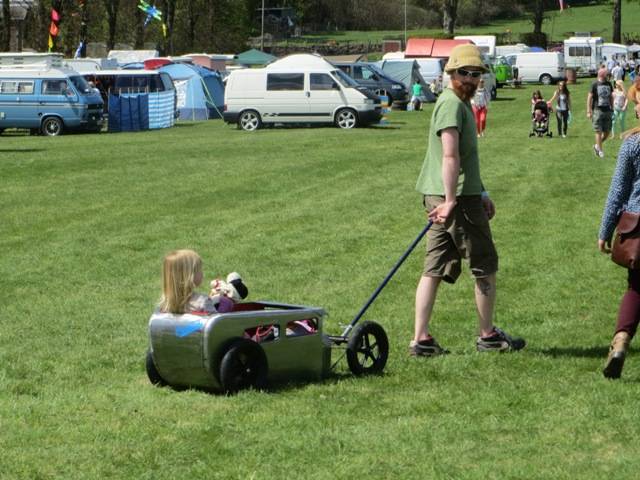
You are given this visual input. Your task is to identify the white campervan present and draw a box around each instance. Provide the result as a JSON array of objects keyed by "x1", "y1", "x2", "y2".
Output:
[
  {"x1": 223, "y1": 54, "x2": 382, "y2": 131},
  {"x1": 515, "y1": 52, "x2": 565, "y2": 84},
  {"x1": 563, "y1": 36, "x2": 603, "y2": 74}
]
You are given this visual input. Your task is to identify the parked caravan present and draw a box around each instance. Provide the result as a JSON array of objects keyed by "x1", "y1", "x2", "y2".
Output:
[
  {"x1": 0, "y1": 52, "x2": 63, "y2": 68},
  {"x1": 454, "y1": 35, "x2": 496, "y2": 58},
  {"x1": 223, "y1": 54, "x2": 382, "y2": 131},
  {"x1": 602, "y1": 43, "x2": 628, "y2": 62},
  {"x1": 496, "y1": 44, "x2": 530, "y2": 57},
  {"x1": 331, "y1": 62, "x2": 409, "y2": 107},
  {"x1": 563, "y1": 36, "x2": 603, "y2": 74},
  {"x1": 0, "y1": 67, "x2": 103, "y2": 136},
  {"x1": 515, "y1": 52, "x2": 565, "y2": 84},
  {"x1": 63, "y1": 58, "x2": 118, "y2": 72}
]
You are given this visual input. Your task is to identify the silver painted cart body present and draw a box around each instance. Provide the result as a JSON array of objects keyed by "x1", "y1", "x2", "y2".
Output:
[{"x1": 148, "y1": 301, "x2": 331, "y2": 391}]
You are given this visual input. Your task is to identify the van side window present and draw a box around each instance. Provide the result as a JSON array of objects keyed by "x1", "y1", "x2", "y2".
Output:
[
  {"x1": 42, "y1": 80, "x2": 68, "y2": 95},
  {"x1": 18, "y1": 82, "x2": 34, "y2": 94},
  {"x1": 0, "y1": 81, "x2": 18, "y2": 93},
  {"x1": 360, "y1": 67, "x2": 376, "y2": 80},
  {"x1": 310, "y1": 73, "x2": 337, "y2": 91},
  {"x1": 267, "y1": 73, "x2": 304, "y2": 91}
]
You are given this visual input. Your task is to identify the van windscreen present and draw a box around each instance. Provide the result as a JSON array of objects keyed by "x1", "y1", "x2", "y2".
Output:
[
  {"x1": 333, "y1": 69, "x2": 359, "y2": 88},
  {"x1": 70, "y1": 75, "x2": 92, "y2": 94}
]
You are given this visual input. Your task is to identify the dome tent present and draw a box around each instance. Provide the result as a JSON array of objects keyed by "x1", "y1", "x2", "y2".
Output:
[{"x1": 159, "y1": 63, "x2": 224, "y2": 120}]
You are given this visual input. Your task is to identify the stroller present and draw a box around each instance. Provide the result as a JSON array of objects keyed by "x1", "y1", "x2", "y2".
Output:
[{"x1": 529, "y1": 100, "x2": 552, "y2": 138}]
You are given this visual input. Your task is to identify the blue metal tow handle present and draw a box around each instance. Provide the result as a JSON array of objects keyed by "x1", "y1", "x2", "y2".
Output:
[{"x1": 340, "y1": 221, "x2": 434, "y2": 338}]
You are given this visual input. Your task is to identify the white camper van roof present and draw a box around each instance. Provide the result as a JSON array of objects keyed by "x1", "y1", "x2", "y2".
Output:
[
  {"x1": 265, "y1": 53, "x2": 334, "y2": 71},
  {"x1": 0, "y1": 67, "x2": 78, "y2": 78}
]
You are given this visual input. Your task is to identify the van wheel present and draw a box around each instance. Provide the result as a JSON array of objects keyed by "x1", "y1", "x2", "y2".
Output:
[
  {"x1": 238, "y1": 110, "x2": 261, "y2": 132},
  {"x1": 335, "y1": 108, "x2": 358, "y2": 129},
  {"x1": 540, "y1": 74, "x2": 552, "y2": 85},
  {"x1": 491, "y1": 86, "x2": 497, "y2": 100},
  {"x1": 41, "y1": 117, "x2": 63, "y2": 136}
]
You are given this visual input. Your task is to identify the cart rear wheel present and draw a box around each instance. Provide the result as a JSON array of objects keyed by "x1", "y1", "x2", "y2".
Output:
[
  {"x1": 219, "y1": 339, "x2": 268, "y2": 394},
  {"x1": 146, "y1": 350, "x2": 168, "y2": 387},
  {"x1": 346, "y1": 321, "x2": 388, "y2": 375}
]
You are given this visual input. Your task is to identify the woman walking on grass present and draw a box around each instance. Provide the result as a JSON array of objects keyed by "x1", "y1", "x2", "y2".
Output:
[
  {"x1": 549, "y1": 81, "x2": 571, "y2": 137},
  {"x1": 612, "y1": 80, "x2": 628, "y2": 139},
  {"x1": 471, "y1": 78, "x2": 490, "y2": 137},
  {"x1": 598, "y1": 125, "x2": 640, "y2": 379}
]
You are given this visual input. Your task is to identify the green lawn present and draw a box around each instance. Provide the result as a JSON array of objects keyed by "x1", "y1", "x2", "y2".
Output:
[
  {"x1": 283, "y1": 3, "x2": 640, "y2": 45},
  {"x1": 2, "y1": 79, "x2": 640, "y2": 479}
]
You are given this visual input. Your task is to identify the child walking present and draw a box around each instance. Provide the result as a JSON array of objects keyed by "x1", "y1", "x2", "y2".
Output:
[
  {"x1": 613, "y1": 80, "x2": 628, "y2": 139},
  {"x1": 549, "y1": 81, "x2": 571, "y2": 137},
  {"x1": 159, "y1": 249, "x2": 234, "y2": 315},
  {"x1": 471, "y1": 78, "x2": 490, "y2": 137}
]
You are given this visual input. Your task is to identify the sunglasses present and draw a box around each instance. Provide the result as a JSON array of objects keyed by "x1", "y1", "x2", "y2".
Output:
[{"x1": 456, "y1": 68, "x2": 483, "y2": 79}]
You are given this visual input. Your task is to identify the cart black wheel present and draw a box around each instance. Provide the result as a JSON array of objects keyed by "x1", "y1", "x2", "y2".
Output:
[
  {"x1": 219, "y1": 339, "x2": 268, "y2": 394},
  {"x1": 146, "y1": 350, "x2": 168, "y2": 387},
  {"x1": 346, "y1": 321, "x2": 389, "y2": 376}
]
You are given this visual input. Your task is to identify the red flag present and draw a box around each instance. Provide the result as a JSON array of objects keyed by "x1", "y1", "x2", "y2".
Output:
[
  {"x1": 49, "y1": 21, "x2": 59, "y2": 36},
  {"x1": 51, "y1": 9, "x2": 60, "y2": 22}
]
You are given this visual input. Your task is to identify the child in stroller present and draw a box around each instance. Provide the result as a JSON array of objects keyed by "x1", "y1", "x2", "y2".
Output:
[{"x1": 530, "y1": 99, "x2": 553, "y2": 137}]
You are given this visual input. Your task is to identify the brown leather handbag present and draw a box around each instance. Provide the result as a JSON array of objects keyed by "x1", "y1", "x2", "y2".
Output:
[{"x1": 612, "y1": 211, "x2": 640, "y2": 269}]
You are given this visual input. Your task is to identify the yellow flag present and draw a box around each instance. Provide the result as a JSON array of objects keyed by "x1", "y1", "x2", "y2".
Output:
[{"x1": 48, "y1": 34, "x2": 53, "y2": 51}]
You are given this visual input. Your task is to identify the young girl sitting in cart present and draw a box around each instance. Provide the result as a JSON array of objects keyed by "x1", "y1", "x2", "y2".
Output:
[{"x1": 159, "y1": 249, "x2": 246, "y2": 315}]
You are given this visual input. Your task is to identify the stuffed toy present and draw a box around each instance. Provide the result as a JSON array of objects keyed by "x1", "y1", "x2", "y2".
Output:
[{"x1": 209, "y1": 272, "x2": 249, "y2": 303}]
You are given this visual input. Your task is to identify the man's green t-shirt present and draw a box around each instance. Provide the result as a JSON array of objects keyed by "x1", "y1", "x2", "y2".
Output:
[
  {"x1": 412, "y1": 82, "x2": 423, "y2": 96},
  {"x1": 415, "y1": 87, "x2": 483, "y2": 196}
]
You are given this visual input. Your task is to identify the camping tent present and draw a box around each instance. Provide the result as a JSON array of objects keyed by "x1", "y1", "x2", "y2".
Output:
[
  {"x1": 159, "y1": 63, "x2": 224, "y2": 120},
  {"x1": 236, "y1": 48, "x2": 276, "y2": 67},
  {"x1": 376, "y1": 59, "x2": 435, "y2": 102}
]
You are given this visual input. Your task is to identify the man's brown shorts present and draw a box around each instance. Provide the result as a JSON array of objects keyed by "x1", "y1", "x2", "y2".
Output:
[{"x1": 423, "y1": 195, "x2": 498, "y2": 284}]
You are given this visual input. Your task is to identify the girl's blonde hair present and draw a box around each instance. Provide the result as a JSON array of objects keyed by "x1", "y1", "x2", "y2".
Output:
[
  {"x1": 622, "y1": 126, "x2": 640, "y2": 140},
  {"x1": 160, "y1": 249, "x2": 203, "y2": 314},
  {"x1": 615, "y1": 80, "x2": 626, "y2": 93}
]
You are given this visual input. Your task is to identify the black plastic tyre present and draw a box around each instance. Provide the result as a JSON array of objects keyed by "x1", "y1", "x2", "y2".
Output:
[
  {"x1": 346, "y1": 321, "x2": 389, "y2": 375},
  {"x1": 41, "y1": 116, "x2": 63, "y2": 136},
  {"x1": 219, "y1": 339, "x2": 268, "y2": 394},
  {"x1": 146, "y1": 350, "x2": 168, "y2": 387}
]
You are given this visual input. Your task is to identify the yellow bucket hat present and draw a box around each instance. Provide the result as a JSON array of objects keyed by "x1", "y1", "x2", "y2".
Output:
[{"x1": 444, "y1": 44, "x2": 489, "y2": 73}]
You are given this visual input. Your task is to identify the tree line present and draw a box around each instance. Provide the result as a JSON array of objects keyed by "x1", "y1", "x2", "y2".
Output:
[{"x1": 0, "y1": 0, "x2": 615, "y2": 56}]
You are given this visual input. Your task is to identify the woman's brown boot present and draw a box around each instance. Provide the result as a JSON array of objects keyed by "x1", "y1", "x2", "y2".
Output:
[{"x1": 603, "y1": 331, "x2": 631, "y2": 379}]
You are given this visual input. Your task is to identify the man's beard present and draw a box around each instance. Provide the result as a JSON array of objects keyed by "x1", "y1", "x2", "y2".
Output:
[{"x1": 454, "y1": 82, "x2": 478, "y2": 101}]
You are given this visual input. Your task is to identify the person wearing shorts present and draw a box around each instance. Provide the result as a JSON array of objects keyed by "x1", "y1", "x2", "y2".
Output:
[
  {"x1": 587, "y1": 67, "x2": 614, "y2": 158},
  {"x1": 411, "y1": 44, "x2": 526, "y2": 357}
]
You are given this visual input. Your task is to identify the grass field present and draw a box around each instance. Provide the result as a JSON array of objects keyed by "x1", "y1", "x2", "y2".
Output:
[
  {"x1": 2, "y1": 79, "x2": 640, "y2": 479},
  {"x1": 283, "y1": 3, "x2": 640, "y2": 45}
]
